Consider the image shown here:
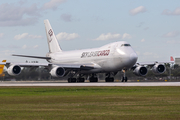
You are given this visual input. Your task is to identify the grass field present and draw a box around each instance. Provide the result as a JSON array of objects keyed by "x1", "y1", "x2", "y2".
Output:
[{"x1": 0, "y1": 86, "x2": 180, "y2": 120}]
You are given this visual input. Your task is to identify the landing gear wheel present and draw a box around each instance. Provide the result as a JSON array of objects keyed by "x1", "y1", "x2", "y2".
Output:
[
  {"x1": 68, "y1": 78, "x2": 71, "y2": 83},
  {"x1": 68, "y1": 78, "x2": 77, "y2": 83},
  {"x1": 77, "y1": 78, "x2": 85, "y2": 83},
  {"x1": 89, "y1": 77, "x2": 98, "y2": 82},
  {"x1": 105, "y1": 77, "x2": 114, "y2": 82}
]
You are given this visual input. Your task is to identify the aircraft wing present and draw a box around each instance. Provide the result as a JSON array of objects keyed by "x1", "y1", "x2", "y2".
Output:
[
  {"x1": 136, "y1": 61, "x2": 174, "y2": 66},
  {"x1": 11, "y1": 54, "x2": 101, "y2": 69},
  {"x1": 1, "y1": 62, "x2": 49, "y2": 68},
  {"x1": 12, "y1": 54, "x2": 51, "y2": 60},
  {"x1": 0, "y1": 61, "x2": 102, "y2": 77},
  {"x1": 2, "y1": 62, "x2": 101, "y2": 70},
  {"x1": 132, "y1": 59, "x2": 174, "y2": 76},
  {"x1": 136, "y1": 56, "x2": 175, "y2": 66}
]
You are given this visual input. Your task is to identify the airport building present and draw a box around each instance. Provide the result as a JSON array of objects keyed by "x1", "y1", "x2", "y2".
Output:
[{"x1": 175, "y1": 58, "x2": 180, "y2": 65}]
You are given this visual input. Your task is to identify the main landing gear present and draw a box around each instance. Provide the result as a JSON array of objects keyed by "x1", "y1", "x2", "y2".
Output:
[
  {"x1": 67, "y1": 71, "x2": 128, "y2": 83},
  {"x1": 68, "y1": 74, "x2": 85, "y2": 83},
  {"x1": 68, "y1": 78, "x2": 85, "y2": 83},
  {"x1": 121, "y1": 70, "x2": 128, "y2": 82},
  {"x1": 89, "y1": 74, "x2": 98, "y2": 82},
  {"x1": 105, "y1": 73, "x2": 114, "y2": 82},
  {"x1": 68, "y1": 74, "x2": 98, "y2": 83},
  {"x1": 68, "y1": 78, "x2": 77, "y2": 83},
  {"x1": 105, "y1": 77, "x2": 114, "y2": 82},
  {"x1": 77, "y1": 78, "x2": 85, "y2": 82}
]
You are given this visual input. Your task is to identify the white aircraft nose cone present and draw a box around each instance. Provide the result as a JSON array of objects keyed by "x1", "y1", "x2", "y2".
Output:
[{"x1": 130, "y1": 53, "x2": 138, "y2": 63}]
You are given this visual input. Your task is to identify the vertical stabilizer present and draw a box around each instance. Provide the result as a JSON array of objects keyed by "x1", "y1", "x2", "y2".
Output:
[
  {"x1": 170, "y1": 56, "x2": 174, "y2": 62},
  {"x1": 44, "y1": 19, "x2": 62, "y2": 53}
]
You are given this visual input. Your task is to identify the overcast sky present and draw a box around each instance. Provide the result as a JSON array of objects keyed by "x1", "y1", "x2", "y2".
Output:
[{"x1": 0, "y1": 0, "x2": 180, "y2": 63}]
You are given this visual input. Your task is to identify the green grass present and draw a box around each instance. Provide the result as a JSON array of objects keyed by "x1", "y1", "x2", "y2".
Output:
[{"x1": 0, "y1": 87, "x2": 180, "y2": 120}]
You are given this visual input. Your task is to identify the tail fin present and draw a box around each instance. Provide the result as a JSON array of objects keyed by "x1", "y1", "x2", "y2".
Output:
[
  {"x1": 170, "y1": 56, "x2": 174, "y2": 62},
  {"x1": 0, "y1": 60, "x2": 6, "y2": 76},
  {"x1": 44, "y1": 19, "x2": 62, "y2": 53}
]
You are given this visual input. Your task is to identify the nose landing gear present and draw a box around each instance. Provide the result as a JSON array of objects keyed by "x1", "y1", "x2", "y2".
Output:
[{"x1": 105, "y1": 72, "x2": 118, "y2": 82}]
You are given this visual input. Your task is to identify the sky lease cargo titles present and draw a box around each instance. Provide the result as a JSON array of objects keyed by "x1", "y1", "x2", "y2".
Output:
[{"x1": 81, "y1": 50, "x2": 110, "y2": 58}]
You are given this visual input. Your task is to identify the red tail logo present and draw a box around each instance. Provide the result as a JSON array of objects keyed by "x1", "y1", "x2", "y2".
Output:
[{"x1": 170, "y1": 56, "x2": 174, "y2": 61}]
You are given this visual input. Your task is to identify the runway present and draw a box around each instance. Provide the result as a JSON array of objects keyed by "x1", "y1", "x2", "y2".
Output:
[{"x1": 0, "y1": 81, "x2": 180, "y2": 86}]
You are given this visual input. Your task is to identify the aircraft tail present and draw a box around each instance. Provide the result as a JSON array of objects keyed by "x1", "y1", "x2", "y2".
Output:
[
  {"x1": 44, "y1": 19, "x2": 62, "y2": 53},
  {"x1": 170, "y1": 56, "x2": 174, "y2": 62},
  {"x1": 0, "y1": 60, "x2": 6, "y2": 76}
]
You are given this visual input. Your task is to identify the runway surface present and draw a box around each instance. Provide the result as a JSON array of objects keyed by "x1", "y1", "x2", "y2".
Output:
[{"x1": 0, "y1": 81, "x2": 180, "y2": 86}]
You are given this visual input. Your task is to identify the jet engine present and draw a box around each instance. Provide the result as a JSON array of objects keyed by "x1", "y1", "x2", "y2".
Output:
[
  {"x1": 7, "y1": 65, "x2": 21, "y2": 76},
  {"x1": 133, "y1": 66, "x2": 148, "y2": 76},
  {"x1": 50, "y1": 67, "x2": 66, "y2": 77},
  {"x1": 152, "y1": 64, "x2": 166, "y2": 74}
]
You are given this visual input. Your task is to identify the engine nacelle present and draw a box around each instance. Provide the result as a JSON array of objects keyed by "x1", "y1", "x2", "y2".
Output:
[
  {"x1": 133, "y1": 66, "x2": 148, "y2": 76},
  {"x1": 152, "y1": 64, "x2": 166, "y2": 74},
  {"x1": 7, "y1": 65, "x2": 21, "y2": 76},
  {"x1": 50, "y1": 67, "x2": 65, "y2": 77}
]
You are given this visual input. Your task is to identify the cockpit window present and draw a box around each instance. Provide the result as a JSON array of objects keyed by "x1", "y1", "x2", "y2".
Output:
[{"x1": 121, "y1": 44, "x2": 131, "y2": 47}]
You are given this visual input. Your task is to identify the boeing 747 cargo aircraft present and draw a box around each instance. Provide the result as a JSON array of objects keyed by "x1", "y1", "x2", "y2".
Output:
[{"x1": 1, "y1": 20, "x2": 169, "y2": 82}]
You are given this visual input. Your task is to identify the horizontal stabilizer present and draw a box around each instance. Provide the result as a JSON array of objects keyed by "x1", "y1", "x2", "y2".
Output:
[{"x1": 12, "y1": 54, "x2": 51, "y2": 60}]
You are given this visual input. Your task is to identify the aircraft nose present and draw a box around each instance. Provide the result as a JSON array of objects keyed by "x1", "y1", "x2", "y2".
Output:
[{"x1": 130, "y1": 53, "x2": 138, "y2": 63}]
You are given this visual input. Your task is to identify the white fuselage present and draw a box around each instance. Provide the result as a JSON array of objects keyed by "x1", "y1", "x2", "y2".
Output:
[{"x1": 46, "y1": 41, "x2": 138, "y2": 73}]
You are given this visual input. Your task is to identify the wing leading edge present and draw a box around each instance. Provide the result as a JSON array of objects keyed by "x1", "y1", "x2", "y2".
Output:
[{"x1": 12, "y1": 54, "x2": 51, "y2": 60}]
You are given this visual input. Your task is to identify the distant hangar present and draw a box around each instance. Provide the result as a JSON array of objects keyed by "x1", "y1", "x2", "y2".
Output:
[{"x1": 175, "y1": 58, "x2": 180, "y2": 65}]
